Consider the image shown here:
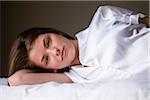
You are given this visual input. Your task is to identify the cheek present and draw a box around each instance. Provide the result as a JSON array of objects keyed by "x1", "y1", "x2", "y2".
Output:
[
  {"x1": 70, "y1": 46, "x2": 76, "y2": 60},
  {"x1": 65, "y1": 43, "x2": 76, "y2": 63},
  {"x1": 47, "y1": 57, "x2": 60, "y2": 69}
]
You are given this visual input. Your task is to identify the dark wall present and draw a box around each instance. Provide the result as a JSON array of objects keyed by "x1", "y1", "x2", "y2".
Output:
[
  {"x1": 0, "y1": 2, "x2": 1, "y2": 76},
  {"x1": 0, "y1": 1, "x2": 149, "y2": 77}
]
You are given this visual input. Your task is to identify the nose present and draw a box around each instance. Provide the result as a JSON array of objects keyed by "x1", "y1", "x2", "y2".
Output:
[{"x1": 46, "y1": 47, "x2": 61, "y2": 56}]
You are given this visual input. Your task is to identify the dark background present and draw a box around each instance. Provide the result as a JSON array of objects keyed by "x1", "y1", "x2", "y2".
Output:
[{"x1": 0, "y1": 1, "x2": 149, "y2": 77}]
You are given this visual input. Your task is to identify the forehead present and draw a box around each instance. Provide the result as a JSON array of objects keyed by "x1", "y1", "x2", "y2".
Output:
[
  {"x1": 29, "y1": 47, "x2": 42, "y2": 66},
  {"x1": 28, "y1": 41, "x2": 43, "y2": 66}
]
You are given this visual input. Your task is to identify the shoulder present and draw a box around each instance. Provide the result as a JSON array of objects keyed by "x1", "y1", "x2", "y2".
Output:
[
  {"x1": 97, "y1": 5, "x2": 116, "y2": 11},
  {"x1": 94, "y1": 5, "x2": 118, "y2": 18},
  {"x1": 97, "y1": 5, "x2": 130, "y2": 14}
]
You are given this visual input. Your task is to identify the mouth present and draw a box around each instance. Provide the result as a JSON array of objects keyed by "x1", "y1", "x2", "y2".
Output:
[{"x1": 61, "y1": 47, "x2": 65, "y2": 61}]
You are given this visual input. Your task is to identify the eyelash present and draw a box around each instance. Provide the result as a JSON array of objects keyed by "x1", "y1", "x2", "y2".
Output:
[
  {"x1": 45, "y1": 55, "x2": 49, "y2": 65},
  {"x1": 45, "y1": 37, "x2": 50, "y2": 48}
]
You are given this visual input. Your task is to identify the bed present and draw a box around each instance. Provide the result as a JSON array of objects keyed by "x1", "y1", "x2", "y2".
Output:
[
  {"x1": 1, "y1": 4, "x2": 150, "y2": 100},
  {"x1": 0, "y1": 78, "x2": 149, "y2": 100}
]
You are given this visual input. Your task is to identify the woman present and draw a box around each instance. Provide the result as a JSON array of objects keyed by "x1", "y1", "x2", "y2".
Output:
[
  {"x1": 8, "y1": 5, "x2": 149, "y2": 86},
  {"x1": 8, "y1": 27, "x2": 76, "y2": 85}
]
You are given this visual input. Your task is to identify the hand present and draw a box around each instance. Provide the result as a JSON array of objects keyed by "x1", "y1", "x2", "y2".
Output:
[
  {"x1": 139, "y1": 17, "x2": 149, "y2": 26},
  {"x1": 8, "y1": 69, "x2": 32, "y2": 86}
]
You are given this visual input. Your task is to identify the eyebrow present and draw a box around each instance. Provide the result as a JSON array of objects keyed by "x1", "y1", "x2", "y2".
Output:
[{"x1": 43, "y1": 38, "x2": 46, "y2": 48}]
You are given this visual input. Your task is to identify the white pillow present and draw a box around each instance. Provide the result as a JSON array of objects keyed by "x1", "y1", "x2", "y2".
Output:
[{"x1": 0, "y1": 78, "x2": 8, "y2": 85}]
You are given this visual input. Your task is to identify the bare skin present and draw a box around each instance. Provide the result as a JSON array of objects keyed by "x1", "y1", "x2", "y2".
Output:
[
  {"x1": 139, "y1": 17, "x2": 149, "y2": 26},
  {"x1": 8, "y1": 69, "x2": 73, "y2": 86},
  {"x1": 8, "y1": 17, "x2": 149, "y2": 86},
  {"x1": 8, "y1": 33, "x2": 80, "y2": 86},
  {"x1": 29, "y1": 33, "x2": 80, "y2": 69}
]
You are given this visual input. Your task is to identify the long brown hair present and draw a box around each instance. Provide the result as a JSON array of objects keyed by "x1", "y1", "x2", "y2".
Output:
[{"x1": 8, "y1": 27, "x2": 74, "y2": 76}]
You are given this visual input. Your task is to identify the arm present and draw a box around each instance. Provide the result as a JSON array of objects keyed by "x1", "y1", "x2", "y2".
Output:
[
  {"x1": 8, "y1": 69, "x2": 73, "y2": 86},
  {"x1": 90, "y1": 5, "x2": 147, "y2": 27}
]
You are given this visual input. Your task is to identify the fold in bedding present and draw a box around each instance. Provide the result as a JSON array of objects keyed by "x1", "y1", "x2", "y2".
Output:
[{"x1": 0, "y1": 79, "x2": 149, "y2": 100}]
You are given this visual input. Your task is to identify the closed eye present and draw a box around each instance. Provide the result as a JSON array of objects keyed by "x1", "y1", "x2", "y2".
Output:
[
  {"x1": 41, "y1": 55, "x2": 49, "y2": 65},
  {"x1": 43, "y1": 35, "x2": 51, "y2": 48}
]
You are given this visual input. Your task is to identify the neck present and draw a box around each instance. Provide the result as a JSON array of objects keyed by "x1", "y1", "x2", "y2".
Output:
[{"x1": 70, "y1": 40, "x2": 80, "y2": 66}]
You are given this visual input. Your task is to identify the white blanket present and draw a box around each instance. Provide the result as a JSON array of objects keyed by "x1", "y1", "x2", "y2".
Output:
[{"x1": 0, "y1": 78, "x2": 149, "y2": 100}]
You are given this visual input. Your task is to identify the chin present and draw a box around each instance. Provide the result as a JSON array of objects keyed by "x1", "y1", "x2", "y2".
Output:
[{"x1": 55, "y1": 66, "x2": 66, "y2": 70}]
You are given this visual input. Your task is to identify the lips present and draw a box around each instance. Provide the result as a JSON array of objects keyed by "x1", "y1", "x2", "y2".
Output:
[{"x1": 61, "y1": 47, "x2": 65, "y2": 60}]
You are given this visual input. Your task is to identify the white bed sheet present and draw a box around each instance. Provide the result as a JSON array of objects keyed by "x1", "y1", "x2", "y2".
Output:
[{"x1": 0, "y1": 78, "x2": 149, "y2": 100}]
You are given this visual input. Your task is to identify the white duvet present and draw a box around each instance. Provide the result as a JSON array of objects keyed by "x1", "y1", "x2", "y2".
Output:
[{"x1": 0, "y1": 78, "x2": 149, "y2": 100}]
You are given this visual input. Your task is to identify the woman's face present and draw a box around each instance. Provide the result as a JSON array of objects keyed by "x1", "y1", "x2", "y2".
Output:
[{"x1": 28, "y1": 33, "x2": 77, "y2": 69}]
